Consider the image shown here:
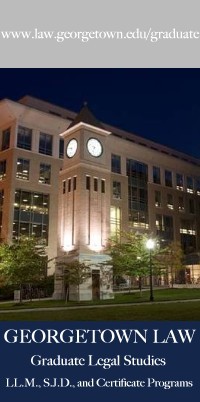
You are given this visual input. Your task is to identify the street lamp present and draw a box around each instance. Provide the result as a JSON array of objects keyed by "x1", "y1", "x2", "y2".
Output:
[{"x1": 146, "y1": 238, "x2": 155, "y2": 302}]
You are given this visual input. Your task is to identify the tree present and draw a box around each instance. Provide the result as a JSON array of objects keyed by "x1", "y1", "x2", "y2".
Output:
[
  {"x1": 159, "y1": 241, "x2": 184, "y2": 287},
  {"x1": 0, "y1": 237, "x2": 47, "y2": 301},
  {"x1": 55, "y1": 258, "x2": 90, "y2": 301},
  {"x1": 107, "y1": 231, "x2": 174, "y2": 295},
  {"x1": 108, "y1": 232, "x2": 161, "y2": 293}
]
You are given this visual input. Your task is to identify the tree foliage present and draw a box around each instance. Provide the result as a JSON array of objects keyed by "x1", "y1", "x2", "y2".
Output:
[
  {"x1": 55, "y1": 258, "x2": 91, "y2": 300},
  {"x1": 0, "y1": 237, "x2": 47, "y2": 290},
  {"x1": 107, "y1": 232, "x2": 184, "y2": 287}
]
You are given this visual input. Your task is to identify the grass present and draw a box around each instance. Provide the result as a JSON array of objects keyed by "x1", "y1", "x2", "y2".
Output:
[
  {"x1": 0, "y1": 301, "x2": 200, "y2": 320},
  {"x1": 0, "y1": 288, "x2": 200, "y2": 310},
  {"x1": 0, "y1": 288, "x2": 200, "y2": 320}
]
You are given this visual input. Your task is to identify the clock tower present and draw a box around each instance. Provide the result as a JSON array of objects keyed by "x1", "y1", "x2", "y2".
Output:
[{"x1": 54, "y1": 104, "x2": 114, "y2": 301}]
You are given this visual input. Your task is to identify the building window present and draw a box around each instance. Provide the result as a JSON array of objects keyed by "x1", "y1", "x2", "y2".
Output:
[
  {"x1": 176, "y1": 173, "x2": 183, "y2": 191},
  {"x1": 2, "y1": 128, "x2": 10, "y2": 150},
  {"x1": 0, "y1": 160, "x2": 6, "y2": 180},
  {"x1": 86, "y1": 176, "x2": 90, "y2": 190},
  {"x1": 180, "y1": 219, "x2": 196, "y2": 253},
  {"x1": 186, "y1": 177, "x2": 194, "y2": 194},
  {"x1": 156, "y1": 214, "x2": 174, "y2": 241},
  {"x1": 153, "y1": 166, "x2": 161, "y2": 184},
  {"x1": 165, "y1": 170, "x2": 172, "y2": 187},
  {"x1": 167, "y1": 193, "x2": 173, "y2": 210},
  {"x1": 17, "y1": 126, "x2": 32, "y2": 150},
  {"x1": 178, "y1": 196, "x2": 185, "y2": 212},
  {"x1": 111, "y1": 154, "x2": 121, "y2": 174},
  {"x1": 59, "y1": 138, "x2": 64, "y2": 159},
  {"x1": 196, "y1": 178, "x2": 200, "y2": 195},
  {"x1": 73, "y1": 176, "x2": 77, "y2": 191},
  {"x1": 110, "y1": 206, "x2": 121, "y2": 237},
  {"x1": 101, "y1": 179, "x2": 105, "y2": 194},
  {"x1": 113, "y1": 181, "x2": 121, "y2": 199},
  {"x1": 16, "y1": 158, "x2": 30, "y2": 180},
  {"x1": 189, "y1": 199, "x2": 195, "y2": 214},
  {"x1": 39, "y1": 163, "x2": 51, "y2": 185},
  {"x1": 63, "y1": 180, "x2": 66, "y2": 194},
  {"x1": 127, "y1": 159, "x2": 148, "y2": 228},
  {"x1": 13, "y1": 190, "x2": 49, "y2": 244},
  {"x1": 155, "y1": 190, "x2": 161, "y2": 207},
  {"x1": 68, "y1": 178, "x2": 71, "y2": 192},
  {"x1": 94, "y1": 178, "x2": 98, "y2": 192},
  {"x1": 39, "y1": 132, "x2": 53, "y2": 156}
]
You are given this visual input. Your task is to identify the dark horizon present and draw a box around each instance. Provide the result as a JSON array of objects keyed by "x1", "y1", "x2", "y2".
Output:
[{"x1": 1, "y1": 69, "x2": 200, "y2": 159}]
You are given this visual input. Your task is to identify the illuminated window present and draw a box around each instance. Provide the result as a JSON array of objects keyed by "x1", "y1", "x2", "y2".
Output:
[
  {"x1": 176, "y1": 173, "x2": 183, "y2": 191},
  {"x1": 0, "y1": 160, "x2": 6, "y2": 180},
  {"x1": 39, "y1": 163, "x2": 51, "y2": 184},
  {"x1": 13, "y1": 190, "x2": 49, "y2": 244},
  {"x1": 2, "y1": 128, "x2": 10, "y2": 150},
  {"x1": 17, "y1": 126, "x2": 32, "y2": 150},
  {"x1": 110, "y1": 206, "x2": 121, "y2": 237},
  {"x1": 16, "y1": 158, "x2": 30, "y2": 180},
  {"x1": 39, "y1": 132, "x2": 52, "y2": 156}
]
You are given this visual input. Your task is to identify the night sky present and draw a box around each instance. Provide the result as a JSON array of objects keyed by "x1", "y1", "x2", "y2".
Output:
[{"x1": 1, "y1": 69, "x2": 200, "y2": 159}]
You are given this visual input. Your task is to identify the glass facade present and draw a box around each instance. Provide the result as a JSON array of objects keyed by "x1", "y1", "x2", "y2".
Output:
[
  {"x1": 16, "y1": 158, "x2": 30, "y2": 181},
  {"x1": 127, "y1": 159, "x2": 148, "y2": 228},
  {"x1": 17, "y1": 126, "x2": 32, "y2": 150},
  {"x1": 39, "y1": 132, "x2": 53, "y2": 156},
  {"x1": 13, "y1": 190, "x2": 49, "y2": 244}
]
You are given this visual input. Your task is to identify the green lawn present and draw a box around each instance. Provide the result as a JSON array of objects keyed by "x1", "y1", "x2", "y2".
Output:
[
  {"x1": 0, "y1": 288, "x2": 200, "y2": 320},
  {"x1": 0, "y1": 288, "x2": 200, "y2": 310},
  {"x1": 0, "y1": 300, "x2": 200, "y2": 320}
]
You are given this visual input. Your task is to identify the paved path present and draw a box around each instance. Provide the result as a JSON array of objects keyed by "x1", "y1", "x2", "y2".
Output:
[{"x1": 0, "y1": 298, "x2": 200, "y2": 314}]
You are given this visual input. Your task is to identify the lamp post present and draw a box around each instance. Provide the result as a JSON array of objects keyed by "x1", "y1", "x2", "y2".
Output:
[{"x1": 146, "y1": 239, "x2": 155, "y2": 302}]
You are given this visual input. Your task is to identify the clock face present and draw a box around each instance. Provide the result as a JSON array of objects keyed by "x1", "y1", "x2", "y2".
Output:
[
  {"x1": 87, "y1": 138, "x2": 102, "y2": 157},
  {"x1": 66, "y1": 139, "x2": 78, "y2": 158}
]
